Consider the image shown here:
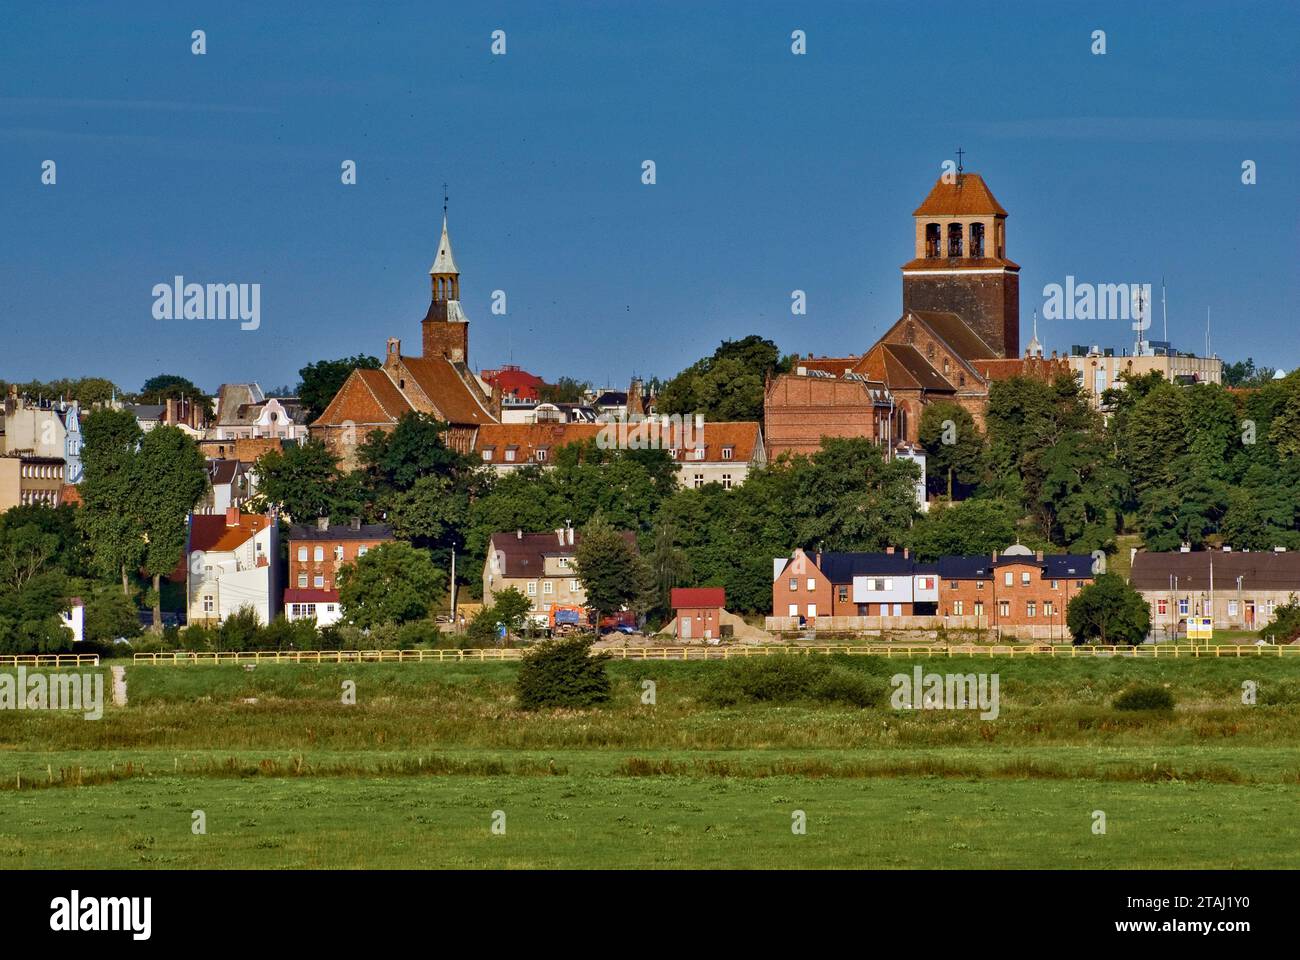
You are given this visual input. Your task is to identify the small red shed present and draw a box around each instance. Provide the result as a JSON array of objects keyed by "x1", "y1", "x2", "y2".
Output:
[{"x1": 671, "y1": 587, "x2": 726, "y2": 640}]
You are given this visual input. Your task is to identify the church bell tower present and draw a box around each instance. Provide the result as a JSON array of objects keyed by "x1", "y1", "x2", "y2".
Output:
[{"x1": 422, "y1": 189, "x2": 469, "y2": 364}]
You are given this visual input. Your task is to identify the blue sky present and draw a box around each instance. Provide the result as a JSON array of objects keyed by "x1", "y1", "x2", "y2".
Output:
[{"x1": 2, "y1": 0, "x2": 1296, "y2": 394}]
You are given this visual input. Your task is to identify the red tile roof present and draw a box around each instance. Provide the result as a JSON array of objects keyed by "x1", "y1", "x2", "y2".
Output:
[
  {"x1": 190, "y1": 512, "x2": 271, "y2": 553},
  {"x1": 671, "y1": 587, "x2": 725, "y2": 609},
  {"x1": 912, "y1": 173, "x2": 1008, "y2": 217},
  {"x1": 312, "y1": 368, "x2": 413, "y2": 428},
  {"x1": 397, "y1": 356, "x2": 495, "y2": 425}
]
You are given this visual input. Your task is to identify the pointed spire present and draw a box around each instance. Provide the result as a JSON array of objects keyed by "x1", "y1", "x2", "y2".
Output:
[
  {"x1": 430, "y1": 213, "x2": 459, "y2": 276},
  {"x1": 1026, "y1": 309, "x2": 1043, "y2": 358}
]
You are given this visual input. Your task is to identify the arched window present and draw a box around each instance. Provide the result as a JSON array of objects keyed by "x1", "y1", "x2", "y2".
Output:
[
  {"x1": 926, "y1": 343, "x2": 935, "y2": 361},
  {"x1": 970, "y1": 222, "x2": 985, "y2": 258},
  {"x1": 947, "y1": 223, "x2": 963, "y2": 257},
  {"x1": 924, "y1": 223, "x2": 941, "y2": 258}
]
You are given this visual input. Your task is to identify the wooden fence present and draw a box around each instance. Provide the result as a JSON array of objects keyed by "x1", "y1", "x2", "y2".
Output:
[{"x1": 130, "y1": 643, "x2": 1298, "y2": 665}]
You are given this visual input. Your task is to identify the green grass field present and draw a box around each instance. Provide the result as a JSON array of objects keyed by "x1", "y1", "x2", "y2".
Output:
[{"x1": 2, "y1": 657, "x2": 1298, "y2": 868}]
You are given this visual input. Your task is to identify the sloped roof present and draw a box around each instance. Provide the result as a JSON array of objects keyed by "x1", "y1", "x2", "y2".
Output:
[
  {"x1": 488, "y1": 530, "x2": 637, "y2": 579},
  {"x1": 475, "y1": 422, "x2": 604, "y2": 464},
  {"x1": 312, "y1": 369, "x2": 413, "y2": 427},
  {"x1": 879, "y1": 343, "x2": 955, "y2": 392},
  {"x1": 287, "y1": 522, "x2": 394, "y2": 542},
  {"x1": 671, "y1": 587, "x2": 726, "y2": 609},
  {"x1": 190, "y1": 512, "x2": 271, "y2": 553},
  {"x1": 910, "y1": 310, "x2": 999, "y2": 362},
  {"x1": 399, "y1": 356, "x2": 495, "y2": 425},
  {"x1": 1130, "y1": 551, "x2": 1300, "y2": 591},
  {"x1": 913, "y1": 173, "x2": 1007, "y2": 217},
  {"x1": 819, "y1": 552, "x2": 915, "y2": 582}
]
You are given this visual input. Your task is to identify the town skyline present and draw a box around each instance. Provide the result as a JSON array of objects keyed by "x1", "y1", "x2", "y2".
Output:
[{"x1": 3, "y1": 1, "x2": 1296, "y2": 393}]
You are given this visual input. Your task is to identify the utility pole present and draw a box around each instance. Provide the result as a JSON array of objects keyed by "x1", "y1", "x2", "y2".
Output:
[{"x1": 450, "y1": 543, "x2": 458, "y2": 631}]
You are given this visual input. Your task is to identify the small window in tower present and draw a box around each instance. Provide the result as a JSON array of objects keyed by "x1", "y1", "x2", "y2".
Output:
[
  {"x1": 947, "y1": 223, "x2": 963, "y2": 257},
  {"x1": 924, "y1": 223, "x2": 941, "y2": 258},
  {"x1": 970, "y1": 222, "x2": 985, "y2": 258}
]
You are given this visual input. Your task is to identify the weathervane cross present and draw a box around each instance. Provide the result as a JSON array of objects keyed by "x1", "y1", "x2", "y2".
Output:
[{"x1": 955, "y1": 147, "x2": 965, "y2": 174}]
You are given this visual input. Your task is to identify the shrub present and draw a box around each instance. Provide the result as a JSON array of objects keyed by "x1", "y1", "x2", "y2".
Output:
[
  {"x1": 702, "y1": 655, "x2": 885, "y2": 708},
  {"x1": 1113, "y1": 684, "x2": 1176, "y2": 711},
  {"x1": 515, "y1": 636, "x2": 611, "y2": 710},
  {"x1": 396, "y1": 620, "x2": 440, "y2": 648}
]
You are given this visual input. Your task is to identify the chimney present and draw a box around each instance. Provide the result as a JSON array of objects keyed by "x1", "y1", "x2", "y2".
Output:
[
  {"x1": 1035, "y1": 549, "x2": 1044, "y2": 562},
  {"x1": 555, "y1": 528, "x2": 565, "y2": 545},
  {"x1": 903, "y1": 547, "x2": 909, "y2": 559},
  {"x1": 886, "y1": 546, "x2": 895, "y2": 555},
  {"x1": 350, "y1": 517, "x2": 361, "y2": 531},
  {"x1": 567, "y1": 526, "x2": 575, "y2": 546},
  {"x1": 992, "y1": 550, "x2": 999, "y2": 562},
  {"x1": 166, "y1": 398, "x2": 177, "y2": 423},
  {"x1": 225, "y1": 506, "x2": 240, "y2": 527},
  {"x1": 516, "y1": 528, "x2": 522, "y2": 540},
  {"x1": 317, "y1": 516, "x2": 330, "y2": 532}
]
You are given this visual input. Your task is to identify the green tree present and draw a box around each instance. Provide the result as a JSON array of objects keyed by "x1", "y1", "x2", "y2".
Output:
[
  {"x1": 657, "y1": 335, "x2": 791, "y2": 424},
  {"x1": 0, "y1": 570, "x2": 74, "y2": 653},
  {"x1": 573, "y1": 514, "x2": 650, "y2": 622},
  {"x1": 1066, "y1": 573, "x2": 1151, "y2": 646},
  {"x1": 79, "y1": 409, "x2": 146, "y2": 594},
  {"x1": 537, "y1": 376, "x2": 589, "y2": 404},
  {"x1": 490, "y1": 587, "x2": 533, "y2": 635},
  {"x1": 337, "y1": 542, "x2": 444, "y2": 628},
  {"x1": 908, "y1": 499, "x2": 1031, "y2": 561},
  {"x1": 297, "y1": 355, "x2": 381, "y2": 421},
  {"x1": 918, "y1": 401, "x2": 983, "y2": 500},
  {"x1": 0, "y1": 503, "x2": 83, "y2": 590},
  {"x1": 515, "y1": 635, "x2": 612, "y2": 710},
  {"x1": 252, "y1": 440, "x2": 364, "y2": 523},
  {"x1": 133, "y1": 426, "x2": 208, "y2": 633},
  {"x1": 83, "y1": 588, "x2": 142, "y2": 642}
]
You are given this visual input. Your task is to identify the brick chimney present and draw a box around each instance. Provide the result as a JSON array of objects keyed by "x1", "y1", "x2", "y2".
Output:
[
  {"x1": 225, "y1": 506, "x2": 240, "y2": 527},
  {"x1": 886, "y1": 546, "x2": 895, "y2": 555},
  {"x1": 350, "y1": 517, "x2": 361, "y2": 531},
  {"x1": 317, "y1": 516, "x2": 330, "y2": 532},
  {"x1": 1035, "y1": 549, "x2": 1044, "y2": 562}
]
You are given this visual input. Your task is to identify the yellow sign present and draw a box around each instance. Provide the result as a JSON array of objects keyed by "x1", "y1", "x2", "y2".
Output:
[{"x1": 1187, "y1": 616, "x2": 1213, "y2": 641}]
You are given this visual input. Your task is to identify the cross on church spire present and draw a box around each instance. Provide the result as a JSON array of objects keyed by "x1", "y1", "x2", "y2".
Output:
[
  {"x1": 955, "y1": 147, "x2": 964, "y2": 174},
  {"x1": 442, "y1": 182, "x2": 448, "y2": 217}
]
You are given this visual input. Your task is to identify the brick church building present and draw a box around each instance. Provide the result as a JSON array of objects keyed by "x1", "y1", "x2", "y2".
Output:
[
  {"x1": 310, "y1": 212, "x2": 499, "y2": 468},
  {"x1": 765, "y1": 168, "x2": 1068, "y2": 458}
]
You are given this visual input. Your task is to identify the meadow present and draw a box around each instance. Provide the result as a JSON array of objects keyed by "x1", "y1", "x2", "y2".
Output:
[{"x1": 1, "y1": 656, "x2": 1298, "y2": 868}]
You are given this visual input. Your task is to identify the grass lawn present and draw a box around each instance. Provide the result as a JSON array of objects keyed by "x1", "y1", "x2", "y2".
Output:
[{"x1": 2, "y1": 657, "x2": 1298, "y2": 868}]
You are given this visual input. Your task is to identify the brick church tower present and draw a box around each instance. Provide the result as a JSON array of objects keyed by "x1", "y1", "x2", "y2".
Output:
[
  {"x1": 901, "y1": 169, "x2": 1019, "y2": 357},
  {"x1": 422, "y1": 213, "x2": 469, "y2": 363}
]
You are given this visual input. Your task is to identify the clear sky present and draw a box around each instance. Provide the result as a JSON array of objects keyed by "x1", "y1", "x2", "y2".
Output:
[{"x1": 2, "y1": 0, "x2": 1296, "y2": 394}]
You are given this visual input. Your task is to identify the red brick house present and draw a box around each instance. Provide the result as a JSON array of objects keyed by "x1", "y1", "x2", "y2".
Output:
[
  {"x1": 670, "y1": 587, "x2": 726, "y2": 640},
  {"x1": 286, "y1": 517, "x2": 394, "y2": 595}
]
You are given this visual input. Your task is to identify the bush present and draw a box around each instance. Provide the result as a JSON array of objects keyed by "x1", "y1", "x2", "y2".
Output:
[
  {"x1": 515, "y1": 636, "x2": 611, "y2": 710},
  {"x1": 702, "y1": 655, "x2": 885, "y2": 708},
  {"x1": 396, "y1": 620, "x2": 440, "y2": 648},
  {"x1": 1113, "y1": 684, "x2": 1176, "y2": 711}
]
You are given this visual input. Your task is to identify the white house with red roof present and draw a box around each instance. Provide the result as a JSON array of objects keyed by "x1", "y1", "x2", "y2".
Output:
[{"x1": 185, "y1": 507, "x2": 280, "y2": 626}]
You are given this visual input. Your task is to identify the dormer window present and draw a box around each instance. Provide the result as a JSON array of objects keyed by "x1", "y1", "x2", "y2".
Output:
[
  {"x1": 535, "y1": 448, "x2": 548, "y2": 463},
  {"x1": 721, "y1": 446, "x2": 734, "y2": 460}
]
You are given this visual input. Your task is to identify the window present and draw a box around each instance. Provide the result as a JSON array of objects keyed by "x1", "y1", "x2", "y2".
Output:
[
  {"x1": 505, "y1": 449, "x2": 516, "y2": 462},
  {"x1": 1021, "y1": 572, "x2": 1031, "y2": 586},
  {"x1": 536, "y1": 449, "x2": 548, "y2": 462},
  {"x1": 693, "y1": 447, "x2": 706, "y2": 460},
  {"x1": 203, "y1": 595, "x2": 214, "y2": 613},
  {"x1": 973, "y1": 602, "x2": 984, "y2": 617},
  {"x1": 949, "y1": 580, "x2": 957, "y2": 590},
  {"x1": 721, "y1": 446, "x2": 734, "y2": 460},
  {"x1": 1044, "y1": 601, "x2": 1054, "y2": 617},
  {"x1": 481, "y1": 450, "x2": 492, "y2": 461},
  {"x1": 1004, "y1": 572, "x2": 1013, "y2": 587},
  {"x1": 558, "y1": 557, "x2": 570, "y2": 568},
  {"x1": 297, "y1": 546, "x2": 307, "y2": 562},
  {"x1": 357, "y1": 546, "x2": 368, "y2": 557},
  {"x1": 976, "y1": 580, "x2": 984, "y2": 590},
  {"x1": 1228, "y1": 600, "x2": 1239, "y2": 617},
  {"x1": 1050, "y1": 579, "x2": 1059, "y2": 590},
  {"x1": 314, "y1": 575, "x2": 324, "y2": 588},
  {"x1": 925, "y1": 222, "x2": 941, "y2": 257},
  {"x1": 314, "y1": 546, "x2": 324, "y2": 562},
  {"x1": 298, "y1": 574, "x2": 307, "y2": 588},
  {"x1": 527, "y1": 582, "x2": 537, "y2": 596},
  {"x1": 1178, "y1": 599, "x2": 1189, "y2": 615},
  {"x1": 1075, "y1": 580, "x2": 1084, "y2": 588},
  {"x1": 953, "y1": 600, "x2": 964, "y2": 615},
  {"x1": 883, "y1": 579, "x2": 894, "y2": 591},
  {"x1": 789, "y1": 578, "x2": 798, "y2": 591},
  {"x1": 1027, "y1": 601, "x2": 1036, "y2": 618},
  {"x1": 543, "y1": 581, "x2": 554, "y2": 595},
  {"x1": 807, "y1": 578, "x2": 816, "y2": 591},
  {"x1": 788, "y1": 604, "x2": 799, "y2": 617},
  {"x1": 970, "y1": 222, "x2": 985, "y2": 257},
  {"x1": 1156, "y1": 599, "x2": 1168, "y2": 616},
  {"x1": 570, "y1": 580, "x2": 580, "y2": 592},
  {"x1": 326, "y1": 605, "x2": 336, "y2": 613},
  {"x1": 694, "y1": 474, "x2": 704, "y2": 489},
  {"x1": 334, "y1": 545, "x2": 344, "y2": 562},
  {"x1": 806, "y1": 604, "x2": 817, "y2": 618},
  {"x1": 722, "y1": 474, "x2": 733, "y2": 490},
  {"x1": 837, "y1": 585, "x2": 848, "y2": 602},
  {"x1": 998, "y1": 601, "x2": 1010, "y2": 618},
  {"x1": 947, "y1": 222, "x2": 963, "y2": 257}
]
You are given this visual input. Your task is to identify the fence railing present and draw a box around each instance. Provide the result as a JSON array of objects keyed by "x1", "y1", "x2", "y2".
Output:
[
  {"x1": 0, "y1": 654, "x2": 101, "y2": 667},
  {"x1": 130, "y1": 643, "x2": 1298, "y2": 665}
]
